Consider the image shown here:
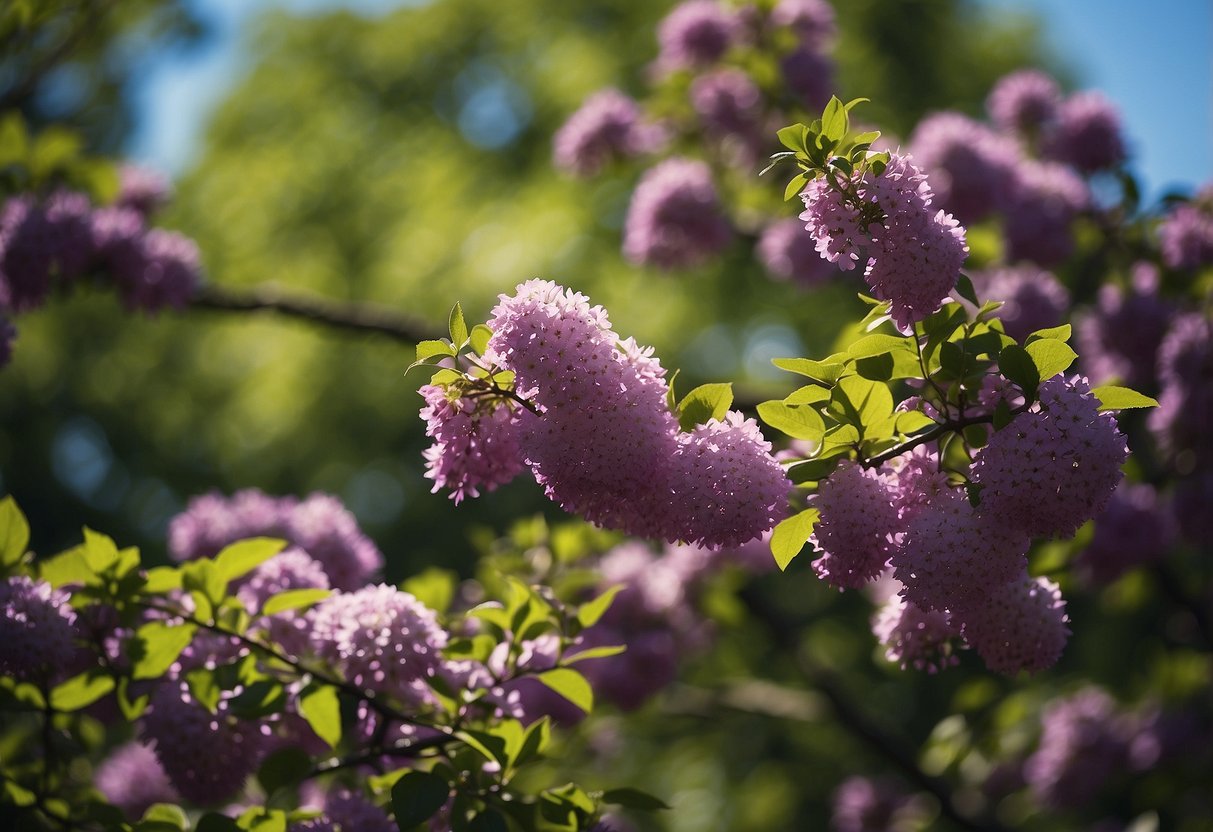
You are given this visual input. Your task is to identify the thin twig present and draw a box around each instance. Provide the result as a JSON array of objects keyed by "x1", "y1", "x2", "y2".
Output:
[
  {"x1": 190, "y1": 284, "x2": 442, "y2": 345},
  {"x1": 860, "y1": 405, "x2": 1028, "y2": 470}
]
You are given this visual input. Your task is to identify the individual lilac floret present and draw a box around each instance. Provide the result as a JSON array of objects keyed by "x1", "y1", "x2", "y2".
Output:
[
  {"x1": 1043, "y1": 91, "x2": 1128, "y2": 173},
  {"x1": 117, "y1": 165, "x2": 172, "y2": 216},
  {"x1": 958, "y1": 575, "x2": 1069, "y2": 675},
  {"x1": 310, "y1": 584, "x2": 448, "y2": 706},
  {"x1": 830, "y1": 776, "x2": 923, "y2": 832},
  {"x1": 1149, "y1": 312, "x2": 1213, "y2": 467},
  {"x1": 669, "y1": 413, "x2": 791, "y2": 550},
  {"x1": 986, "y1": 69, "x2": 1062, "y2": 135},
  {"x1": 757, "y1": 218, "x2": 840, "y2": 285},
  {"x1": 0, "y1": 576, "x2": 78, "y2": 684},
  {"x1": 552, "y1": 89, "x2": 665, "y2": 177},
  {"x1": 800, "y1": 153, "x2": 969, "y2": 329},
  {"x1": 1075, "y1": 263, "x2": 1173, "y2": 390},
  {"x1": 1073, "y1": 482, "x2": 1175, "y2": 586},
  {"x1": 1024, "y1": 687, "x2": 1131, "y2": 809},
  {"x1": 94, "y1": 741, "x2": 180, "y2": 820},
  {"x1": 237, "y1": 547, "x2": 331, "y2": 656},
  {"x1": 779, "y1": 46, "x2": 833, "y2": 111},
  {"x1": 891, "y1": 487, "x2": 1030, "y2": 613},
  {"x1": 872, "y1": 594, "x2": 961, "y2": 673},
  {"x1": 810, "y1": 461, "x2": 899, "y2": 589},
  {"x1": 908, "y1": 112, "x2": 1021, "y2": 223},
  {"x1": 770, "y1": 0, "x2": 837, "y2": 48},
  {"x1": 1158, "y1": 200, "x2": 1213, "y2": 270},
  {"x1": 141, "y1": 681, "x2": 268, "y2": 805},
  {"x1": 1002, "y1": 159, "x2": 1088, "y2": 266},
  {"x1": 623, "y1": 157, "x2": 733, "y2": 270},
  {"x1": 285, "y1": 492, "x2": 384, "y2": 590},
  {"x1": 655, "y1": 0, "x2": 742, "y2": 72},
  {"x1": 114, "y1": 228, "x2": 201, "y2": 313},
  {"x1": 977, "y1": 265, "x2": 1070, "y2": 343},
  {"x1": 972, "y1": 375, "x2": 1128, "y2": 540},
  {"x1": 419, "y1": 383, "x2": 526, "y2": 504}
]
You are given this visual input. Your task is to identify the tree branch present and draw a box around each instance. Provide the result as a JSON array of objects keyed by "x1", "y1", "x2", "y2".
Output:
[
  {"x1": 859, "y1": 404, "x2": 1028, "y2": 470},
  {"x1": 190, "y1": 284, "x2": 442, "y2": 345}
]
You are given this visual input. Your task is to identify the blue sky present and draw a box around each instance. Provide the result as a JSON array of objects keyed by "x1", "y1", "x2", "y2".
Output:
[{"x1": 127, "y1": 0, "x2": 1213, "y2": 199}]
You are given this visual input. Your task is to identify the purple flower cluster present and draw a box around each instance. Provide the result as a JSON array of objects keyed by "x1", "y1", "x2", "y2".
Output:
[
  {"x1": 1042, "y1": 91, "x2": 1128, "y2": 173},
  {"x1": 94, "y1": 741, "x2": 180, "y2": 820},
  {"x1": 830, "y1": 776, "x2": 922, "y2": 832},
  {"x1": 770, "y1": 0, "x2": 837, "y2": 49},
  {"x1": 1024, "y1": 688, "x2": 1132, "y2": 809},
  {"x1": 117, "y1": 164, "x2": 173, "y2": 217},
  {"x1": 1158, "y1": 195, "x2": 1213, "y2": 270},
  {"x1": 959, "y1": 576, "x2": 1069, "y2": 676},
  {"x1": 972, "y1": 375, "x2": 1128, "y2": 539},
  {"x1": 977, "y1": 265, "x2": 1069, "y2": 342},
  {"x1": 478, "y1": 280, "x2": 789, "y2": 548},
  {"x1": 908, "y1": 112, "x2": 1021, "y2": 223},
  {"x1": 169, "y1": 489, "x2": 383, "y2": 590},
  {"x1": 238, "y1": 547, "x2": 332, "y2": 656},
  {"x1": 1149, "y1": 312, "x2": 1213, "y2": 469},
  {"x1": 419, "y1": 383, "x2": 526, "y2": 504},
  {"x1": 1073, "y1": 482, "x2": 1175, "y2": 586},
  {"x1": 986, "y1": 70, "x2": 1062, "y2": 135},
  {"x1": 654, "y1": 0, "x2": 743, "y2": 73},
  {"x1": 872, "y1": 595, "x2": 961, "y2": 673},
  {"x1": 757, "y1": 218, "x2": 840, "y2": 285},
  {"x1": 140, "y1": 680, "x2": 269, "y2": 805},
  {"x1": 309, "y1": 584, "x2": 448, "y2": 706},
  {"x1": 0, "y1": 575, "x2": 78, "y2": 684},
  {"x1": 623, "y1": 157, "x2": 733, "y2": 270},
  {"x1": 552, "y1": 89, "x2": 666, "y2": 177},
  {"x1": 1075, "y1": 263, "x2": 1174, "y2": 389},
  {"x1": 799, "y1": 152, "x2": 969, "y2": 329},
  {"x1": 810, "y1": 461, "x2": 899, "y2": 589},
  {"x1": 1002, "y1": 159, "x2": 1089, "y2": 266}
]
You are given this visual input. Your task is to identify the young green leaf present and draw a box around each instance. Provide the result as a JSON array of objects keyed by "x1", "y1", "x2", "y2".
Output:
[
  {"x1": 0, "y1": 496, "x2": 30, "y2": 568},
  {"x1": 757, "y1": 400, "x2": 826, "y2": 443},
  {"x1": 415, "y1": 340, "x2": 456, "y2": 362},
  {"x1": 771, "y1": 357, "x2": 846, "y2": 385},
  {"x1": 577, "y1": 584, "x2": 623, "y2": 629},
  {"x1": 1025, "y1": 324, "x2": 1072, "y2": 344},
  {"x1": 997, "y1": 344, "x2": 1040, "y2": 398},
  {"x1": 846, "y1": 333, "x2": 914, "y2": 359},
  {"x1": 776, "y1": 124, "x2": 808, "y2": 153},
  {"x1": 562, "y1": 644, "x2": 627, "y2": 664},
  {"x1": 1025, "y1": 338, "x2": 1078, "y2": 379},
  {"x1": 132, "y1": 622, "x2": 198, "y2": 680},
  {"x1": 787, "y1": 455, "x2": 843, "y2": 485},
  {"x1": 448, "y1": 302, "x2": 468, "y2": 347},
  {"x1": 1091, "y1": 385, "x2": 1160, "y2": 411},
  {"x1": 821, "y1": 96, "x2": 848, "y2": 142},
  {"x1": 298, "y1": 685, "x2": 342, "y2": 749},
  {"x1": 770, "y1": 508, "x2": 820, "y2": 570},
  {"x1": 50, "y1": 670, "x2": 115, "y2": 711},
  {"x1": 392, "y1": 772, "x2": 452, "y2": 830},
  {"x1": 469, "y1": 324, "x2": 493, "y2": 356},
  {"x1": 784, "y1": 172, "x2": 809, "y2": 201},
  {"x1": 954, "y1": 274, "x2": 980, "y2": 306},
  {"x1": 261, "y1": 588, "x2": 333, "y2": 617},
  {"x1": 535, "y1": 668, "x2": 594, "y2": 713},
  {"x1": 214, "y1": 538, "x2": 287, "y2": 583},
  {"x1": 678, "y1": 383, "x2": 734, "y2": 431}
]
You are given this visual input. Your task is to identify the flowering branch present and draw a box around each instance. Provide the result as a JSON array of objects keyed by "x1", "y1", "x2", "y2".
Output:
[
  {"x1": 860, "y1": 405, "x2": 1029, "y2": 470},
  {"x1": 190, "y1": 283, "x2": 442, "y2": 345}
]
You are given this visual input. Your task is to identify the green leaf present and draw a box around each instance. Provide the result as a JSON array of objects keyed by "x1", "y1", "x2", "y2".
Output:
[
  {"x1": 196, "y1": 813, "x2": 242, "y2": 832},
  {"x1": 228, "y1": 679, "x2": 287, "y2": 719},
  {"x1": 391, "y1": 771, "x2": 451, "y2": 829},
  {"x1": 1025, "y1": 338, "x2": 1078, "y2": 380},
  {"x1": 0, "y1": 496, "x2": 30, "y2": 567},
  {"x1": 787, "y1": 455, "x2": 842, "y2": 484},
  {"x1": 141, "y1": 804, "x2": 188, "y2": 830},
  {"x1": 261, "y1": 588, "x2": 333, "y2": 617},
  {"x1": 448, "y1": 302, "x2": 468, "y2": 347},
  {"x1": 186, "y1": 667, "x2": 222, "y2": 713},
  {"x1": 214, "y1": 538, "x2": 287, "y2": 583},
  {"x1": 847, "y1": 334, "x2": 913, "y2": 359},
  {"x1": 50, "y1": 670, "x2": 114, "y2": 711},
  {"x1": 784, "y1": 172, "x2": 809, "y2": 201},
  {"x1": 997, "y1": 345, "x2": 1040, "y2": 398},
  {"x1": 776, "y1": 124, "x2": 808, "y2": 153},
  {"x1": 143, "y1": 566, "x2": 182, "y2": 593},
  {"x1": 535, "y1": 668, "x2": 593, "y2": 713},
  {"x1": 517, "y1": 717, "x2": 551, "y2": 765},
  {"x1": 770, "y1": 508, "x2": 819, "y2": 570},
  {"x1": 469, "y1": 324, "x2": 493, "y2": 356},
  {"x1": 1025, "y1": 324, "x2": 1072, "y2": 344},
  {"x1": 821, "y1": 96, "x2": 848, "y2": 142},
  {"x1": 577, "y1": 584, "x2": 622, "y2": 629},
  {"x1": 132, "y1": 622, "x2": 197, "y2": 680},
  {"x1": 601, "y1": 787, "x2": 671, "y2": 812},
  {"x1": 757, "y1": 400, "x2": 826, "y2": 443},
  {"x1": 829, "y1": 375, "x2": 895, "y2": 430},
  {"x1": 678, "y1": 383, "x2": 734, "y2": 431},
  {"x1": 895, "y1": 411, "x2": 935, "y2": 434},
  {"x1": 1092, "y1": 385, "x2": 1159, "y2": 411},
  {"x1": 82, "y1": 528, "x2": 120, "y2": 572},
  {"x1": 258, "y1": 747, "x2": 313, "y2": 797},
  {"x1": 562, "y1": 644, "x2": 626, "y2": 664},
  {"x1": 771, "y1": 357, "x2": 845, "y2": 385},
  {"x1": 468, "y1": 810, "x2": 509, "y2": 832},
  {"x1": 854, "y1": 350, "x2": 920, "y2": 382},
  {"x1": 954, "y1": 274, "x2": 980, "y2": 306},
  {"x1": 182, "y1": 560, "x2": 225, "y2": 611},
  {"x1": 401, "y1": 567, "x2": 457, "y2": 613},
  {"x1": 36, "y1": 546, "x2": 92, "y2": 588},
  {"x1": 416, "y1": 340, "x2": 456, "y2": 362},
  {"x1": 784, "y1": 385, "x2": 830, "y2": 405},
  {"x1": 297, "y1": 685, "x2": 342, "y2": 749}
]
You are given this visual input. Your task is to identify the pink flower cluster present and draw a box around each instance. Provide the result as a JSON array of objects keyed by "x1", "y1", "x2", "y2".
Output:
[
  {"x1": 813, "y1": 376, "x2": 1126, "y2": 675},
  {"x1": 445, "y1": 279, "x2": 790, "y2": 549},
  {"x1": 419, "y1": 383, "x2": 527, "y2": 504},
  {"x1": 0, "y1": 575, "x2": 79, "y2": 684},
  {"x1": 1158, "y1": 189, "x2": 1213, "y2": 270},
  {"x1": 552, "y1": 89, "x2": 667, "y2": 177},
  {"x1": 622, "y1": 157, "x2": 733, "y2": 270},
  {"x1": 799, "y1": 152, "x2": 969, "y2": 329}
]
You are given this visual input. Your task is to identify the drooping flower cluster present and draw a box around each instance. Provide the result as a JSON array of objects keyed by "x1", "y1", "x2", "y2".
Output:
[
  {"x1": 1075, "y1": 263, "x2": 1174, "y2": 389},
  {"x1": 810, "y1": 461, "x2": 899, "y2": 589},
  {"x1": 757, "y1": 217, "x2": 840, "y2": 285},
  {"x1": 1073, "y1": 482, "x2": 1175, "y2": 586},
  {"x1": 0, "y1": 575, "x2": 78, "y2": 684},
  {"x1": 168, "y1": 489, "x2": 383, "y2": 590},
  {"x1": 1041, "y1": 91, "x2": 1127, "y2": 173},
  {"x1": 908, "y1": 112, "x2": 1021, "y2": 223},
  {"x1": 986, "y1": 69, "x2": 1062, "y2": 135},
  {"x1": 959, "y1": 576, "x2": 1069, "y2": 676},
  {"x1": 622, "y1": 157, "x2": 733, "y2": 270},
  {"x1": 1024, "y1": 688, "x2": 1132, "y2": 809},
  {"x1": 1157, "y1": 189, "x2": 1213, "y2": 269},
  {"x1": 654, "y1": 0, "x2": 743, "y2": 73},
  {"x1": 799, "y1": 152, "x2": 969, "y2": 329},
  {"x1": 237, "y1": 547, "x2": 332, "y2": 656},
  {"x1": 419, "y1": 383, "x2": 527, "y2": 504},
  {"x1": 94, "y1": 741, "x2": 180, "y2": 820},
  {"x1": 1001, "y1": 159, "x2": 1089, "y2": 266},
  {"x1": 552, "y1": 89, "x2": 667, "y2": 177},
  {"x1": 470, "y1": 279, "x2": 789, "y2": 548},
  {"x1": 830, "y1": 776, "x2": 924, "y2": 832},
  {"x1": 971, "y1": 375, "x2": 1128, "y2": 539},
  {"x1": 309, "y1": 584, "x2": 449, "y2": 706},
  {"x1": 140, "y1": 680, "x2": 270, "y2": 806},
  {"x1": 1149, "y1": 312, "x2": 1213, "y2": 468},
  {"x1": 871, "y1": 595, "x2": 961, "y2": 673}
]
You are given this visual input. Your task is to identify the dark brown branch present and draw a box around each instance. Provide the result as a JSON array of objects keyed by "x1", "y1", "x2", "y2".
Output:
[
  {"x1": 860, "y1": 404, "x2": 1029, "y2": 470},
  {"x1": 190, "y1": 284, "x2": 442, "y2": 345}
]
